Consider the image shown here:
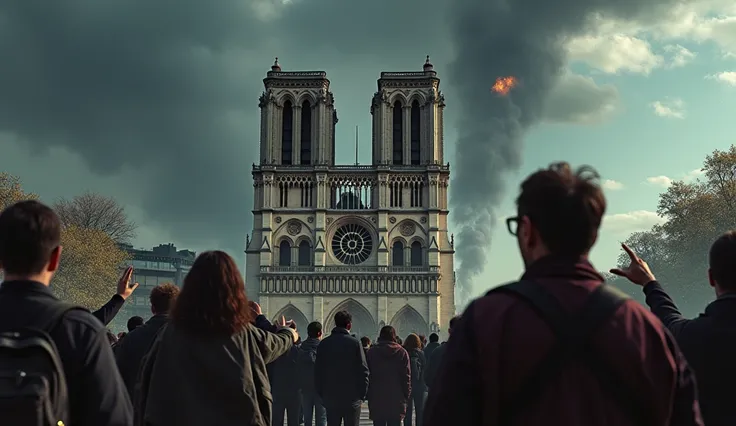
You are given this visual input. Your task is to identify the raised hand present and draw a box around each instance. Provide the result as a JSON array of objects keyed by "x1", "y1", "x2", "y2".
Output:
[
  {"x1": 249, "y1": 301, "x2": 263, "y2": 316},
  {"x1": 116, "y1": 266, "x2": 139, "y2": 300},
  {"x1": 609, "y1": 243, "x2": 656, "y2": 286}
]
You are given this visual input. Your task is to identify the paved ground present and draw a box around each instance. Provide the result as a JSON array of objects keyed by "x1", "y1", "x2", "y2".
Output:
[{"x1": 286, "y1": 403, "x2": 418, "y2": 425}]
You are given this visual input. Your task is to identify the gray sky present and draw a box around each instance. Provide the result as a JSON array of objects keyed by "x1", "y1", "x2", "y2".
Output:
[{"x1": 0, "y1": 0, "x2": 683, "y2": 295}]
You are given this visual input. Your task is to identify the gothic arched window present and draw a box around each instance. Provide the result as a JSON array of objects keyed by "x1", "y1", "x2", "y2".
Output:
[
  {"x1": 278, "y1": 240, "x2": 291, "y2": 266},
  {"x1": 410, "y1": 100, "x2": 420, "y2": 165},
  {"x1": 392, "y1": 101, "x2": 403, "y2": 165},
  {"x1": 410, "y1": 241, "x2": 423, "y2": 266},
  {"x1": 392, "y1": 241, "x2": 404, "y2": 266},
  {"x1": 282, "y1": 101, "x2": 293, "y2": 165},
  {"x1": 300, "y1": 100, "x2": 312, "y2": 165},
  {"x1": 298, "y1": 240, "x2": 311, "y2": 266}
]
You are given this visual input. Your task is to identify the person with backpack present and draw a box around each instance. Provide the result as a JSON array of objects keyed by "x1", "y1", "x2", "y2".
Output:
[
  {"x1": 0, "y1": 200, "x2": 132, "y2": 426},
  {"x1": 403, "y1": 334, "x2": 426, "y2": 426},
  {"x1": 423, "y1": 163, "x2": 703, "y2": 426},
  {"x1": 298, "y1": 321, "x2": 326, "y2": 426}
]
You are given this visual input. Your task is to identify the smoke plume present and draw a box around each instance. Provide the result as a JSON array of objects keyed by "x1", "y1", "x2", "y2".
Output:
[{"x1": 447, "y1": 0, "x2": 685, "y2": 304}]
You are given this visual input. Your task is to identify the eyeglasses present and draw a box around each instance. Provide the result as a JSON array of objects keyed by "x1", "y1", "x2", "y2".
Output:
[{"x1": 506, "y1": 216, "x2": 519, "y2": 236}]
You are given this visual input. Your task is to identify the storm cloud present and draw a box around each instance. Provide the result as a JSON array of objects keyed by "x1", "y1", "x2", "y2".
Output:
[
  {"x1": 446, "y1": 0, "x2": 687, "y2": 303},
  {"x1": 0, "y1": 0, "x2": 660, "y2": 301}
]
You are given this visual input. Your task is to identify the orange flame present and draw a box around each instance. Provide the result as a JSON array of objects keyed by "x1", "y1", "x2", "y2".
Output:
[{"x1": 491, "y1": 76, "x2": 518, "y2": 95}]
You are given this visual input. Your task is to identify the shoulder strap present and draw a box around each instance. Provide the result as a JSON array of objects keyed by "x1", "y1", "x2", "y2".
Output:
[{"x1": 492, "y1": 281, "x2": 641, "y2": 425}]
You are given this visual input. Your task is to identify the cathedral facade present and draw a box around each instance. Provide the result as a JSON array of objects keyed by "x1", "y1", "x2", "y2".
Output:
[{"x1": 245, "y1": 57, "x2": 455, "y2": 340}]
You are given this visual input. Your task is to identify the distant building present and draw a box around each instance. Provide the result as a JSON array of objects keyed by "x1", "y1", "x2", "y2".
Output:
[{"x1": 120, "y1": 243, "x2": 196, "y2": 319}]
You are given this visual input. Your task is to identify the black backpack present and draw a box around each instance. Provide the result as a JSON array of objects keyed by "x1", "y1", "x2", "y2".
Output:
[
  {"x1": 409, "y1": 351, "x2": 423, "y2": 385},
  {"x1": 489, "y1": 280, "x2": 650, "y2": 426},
  {"x1": 0, "y1": 301, "x2": 83, "y2": 426}
]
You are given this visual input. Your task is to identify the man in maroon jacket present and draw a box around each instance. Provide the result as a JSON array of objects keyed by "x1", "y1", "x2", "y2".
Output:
[{"x1": 423, "y1": 162, "x2": 703, "y2": 426}]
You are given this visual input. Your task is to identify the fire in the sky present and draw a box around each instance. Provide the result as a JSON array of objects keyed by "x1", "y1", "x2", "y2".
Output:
[{"x1": 491, "y1": 76, "x2": 518, "y2": 96}]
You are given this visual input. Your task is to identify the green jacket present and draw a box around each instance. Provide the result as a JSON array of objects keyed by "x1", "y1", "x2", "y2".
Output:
[{"x1": 135, "y1": 322, "x2": 293, "y2": 426}]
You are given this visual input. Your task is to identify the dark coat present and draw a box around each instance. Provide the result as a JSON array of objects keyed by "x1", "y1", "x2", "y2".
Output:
[
  {"x1": 424, "y1": 342, "x2": 445, "y2": 389},
  {"x1": 644, "y1": 281, "x2": 736, "y2": 426},
  {"x1": 114, "y1": 314, "x2": 169, "y2": 399},
  {"x1": 315, "y1": 327, "x2": 369, "y2": 408},
  {"x1": 423, "y1": 341, "x2": 440, "y2": 361},
  {"x1": 296, "y1": 337, "x2": 320, "y2": 394},
  {"x1": 407, "y1": 348, "x2": 426, "y2": 392},
  {"x1": 136, "y1": 322, "x2": 293, "y2": 426},
  {"x1": 366, "y1": 341, "x2": 411, "y2": 421},
  {"x1": 0, "y1": 280, "x2": 132, "y2": 426},
  {"x1": 270, "y1": 344, "x2": 301, "y2": 397},
  {"x1": 424, "y1": 255, "x2": 703, "y2": 426},
  {"x1": 93, "y1": 294, "x2": 125, "y2": 326}
]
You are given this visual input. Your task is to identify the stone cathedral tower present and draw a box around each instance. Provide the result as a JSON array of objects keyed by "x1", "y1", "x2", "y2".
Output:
[{"x1": 245, "y1": 57, "x2": 455, "y2": 339}]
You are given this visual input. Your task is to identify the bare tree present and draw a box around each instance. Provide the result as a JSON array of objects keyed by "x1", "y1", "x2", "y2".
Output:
[{"x1": 54, "y1": 192, "x2": 137, "y2": 244}]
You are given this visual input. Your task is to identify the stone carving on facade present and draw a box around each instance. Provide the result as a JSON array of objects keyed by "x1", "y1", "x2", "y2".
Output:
[
  {"x1": 316, "y1": 174, "x2": 327, "y2": 183},
  {"x1": 429, "y1": 176, "x2": 438, "y2": 186},
  {"x1": 399, "y1": 221, "x2": 416, "y2": 237},
  {"x1": 326, "y1": 218, "x2": 334, "y2": 226},
  {"x1": 275, "y1": 216, "x2": 282, "y2": 224},
  {"x1": 307, "y1": 216, "x2": 314, "y2": 223},
  {"x1": 286, "y1": 220, "x2": 302, "y2": 236},
  {"x1": 263, "y1": 175, "x2": 274, "y2": 186},
  {"x1": 389, "y1": 216, "x2": 396, "y2": 224},
  {"x1": 451, "y1": 233, "x2": 454, "y2": 247},
  {"x1": 364, "y1": 216, "x2": 377, "y2": 224},
  {"x1": 420, "y1": 217, "x2": 427, "y2": 224},
  {"x1": 378, "y1": 175, "x2": 389, "y2": 186}
]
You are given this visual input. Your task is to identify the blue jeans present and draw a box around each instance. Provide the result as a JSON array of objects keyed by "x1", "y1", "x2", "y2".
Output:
[
  {"x1": 404, "y1": 389, "x2": 426, "y2": 426},
  {"x1": 302, "y1": 391, "x2": 326, "y2": 426}
]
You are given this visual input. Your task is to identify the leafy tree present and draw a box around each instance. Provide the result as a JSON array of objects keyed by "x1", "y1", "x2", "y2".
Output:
[
  {"x1": 54, "y1": 192, "x2": 137, "y2": 244},
  {"x1": 615, "y1": 146, "x2": 736, "y2": 311},
  {"x1": 0, "y1": 173, "x2": 130, "y2": 308},
  {"x1": 0, "y1": 172, "x2": 37, "y2": 209},
  {"x1": 52, "y1": 226, "x2": 130, "y2": 309}
]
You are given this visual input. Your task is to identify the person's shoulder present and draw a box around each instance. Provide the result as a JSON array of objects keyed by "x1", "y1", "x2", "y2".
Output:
[{"x1": 61, "y1": 308, "x2": 106, "y2": 333}]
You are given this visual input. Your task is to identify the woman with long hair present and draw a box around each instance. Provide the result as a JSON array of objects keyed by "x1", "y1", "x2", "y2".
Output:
[
  {"x1": 403, "y1": 333, "x2": 427, "y2": 426},
  {"x1": 135, "y1": 251, "x2": 297, "y2": 426}
]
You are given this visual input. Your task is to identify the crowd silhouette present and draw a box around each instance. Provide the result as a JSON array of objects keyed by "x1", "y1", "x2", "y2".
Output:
[{"x1": 1, "y1": 161, "x2": 735, "y2": 425}]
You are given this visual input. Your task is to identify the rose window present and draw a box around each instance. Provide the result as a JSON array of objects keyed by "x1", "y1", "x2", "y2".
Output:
[{"x1": 331, "y1": 223, "x2": 373, "y2": 265}]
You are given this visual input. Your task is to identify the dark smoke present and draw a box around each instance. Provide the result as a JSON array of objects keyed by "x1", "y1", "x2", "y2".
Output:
[{"x1": 447, "y1": 0, "x2": 685, "y2": 304}]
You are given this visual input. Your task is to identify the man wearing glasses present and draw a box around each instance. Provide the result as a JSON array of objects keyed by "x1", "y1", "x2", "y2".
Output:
[{"x1": 423, "y1": 162, "x2": 702, "y2": 426}]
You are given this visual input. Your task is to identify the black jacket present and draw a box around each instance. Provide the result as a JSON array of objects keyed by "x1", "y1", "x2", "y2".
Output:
[
  {"x1": 423, "y1": 341, "x2": 440, "y2": 361},
  {"x1": 315, "y1": 327, "x2": 369, "y2": 408},
  {"x1": 93, "y1": 294, "x2": 125, "y2": 326},
  {"x1": 424, "y1": 342, "x2": 446, "y2": 389},
  {"x1": 114, "y1": 313, "x2": 169, "y2": 399},
  {"x1": 297, "y1": 337, "x2": 320, "y2": 393},
  {"x1": 271, "y1": 344, "x2": 301, "y2": 397},
  {"x1": 0, "y1": 280, "x2": 132, "y2": 426},
  {"x1": 644, "y1": 281, "x2": 736, "y2": 426}
]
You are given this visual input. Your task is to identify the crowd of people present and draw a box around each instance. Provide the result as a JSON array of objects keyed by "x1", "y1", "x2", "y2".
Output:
[{"x1": 0, "y1": 160, "x2": 734, "y2": 426}]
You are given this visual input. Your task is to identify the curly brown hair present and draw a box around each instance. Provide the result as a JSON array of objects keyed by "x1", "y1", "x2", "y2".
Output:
[
  {"x1": 404, "y1": 333, "x2": 422, "y2": 351},
  {"x1": 170, "y1": 250, "x2": 253, "y2": 336},
  {"x1": 149, "y1": 283, "x2": 180, "y2": 314}
]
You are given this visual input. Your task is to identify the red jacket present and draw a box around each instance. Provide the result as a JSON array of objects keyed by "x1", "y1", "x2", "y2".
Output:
[
  {"x1": 423, "y1": 255, "x2": 703, "y2": 426},
  {"x1": 367, "y1": 341, "x2": 411, "y2": 420}
]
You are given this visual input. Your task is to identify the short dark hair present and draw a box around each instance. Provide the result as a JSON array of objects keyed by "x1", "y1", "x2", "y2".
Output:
[
  {"x1": 307, "y1": 321, "x2": 322, "y2": 338},
  {"x1": 334, "y1": 310, "x2": 352, "y2": 328},
  {"x1": 127, "y1": 316, "x2": 144, "y2": 331},
  {"x1": 710, "y1": 231, "x2": 736, "y2": 291},
  {"x1": 516, "y1": 162, "x2": 605, "y2": 256},
  {"x1": 360, "y1": 336, "x2": 371, "y2": 347},
  {"x1": 449, "y1": 315, "x2": 461, "y2": 332},
  {"x1": 378, "y1": 325, "x2": 397, "y2": 342},
  {"x1": 429, "y1": 333, "x2": 439, "y2": 343},
  {"x1": 150, "y1": 283, "x2": 180, "y2": 314},
  {"x1": 0, "y1": 200, "x2": 61, "y2": 275}
]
